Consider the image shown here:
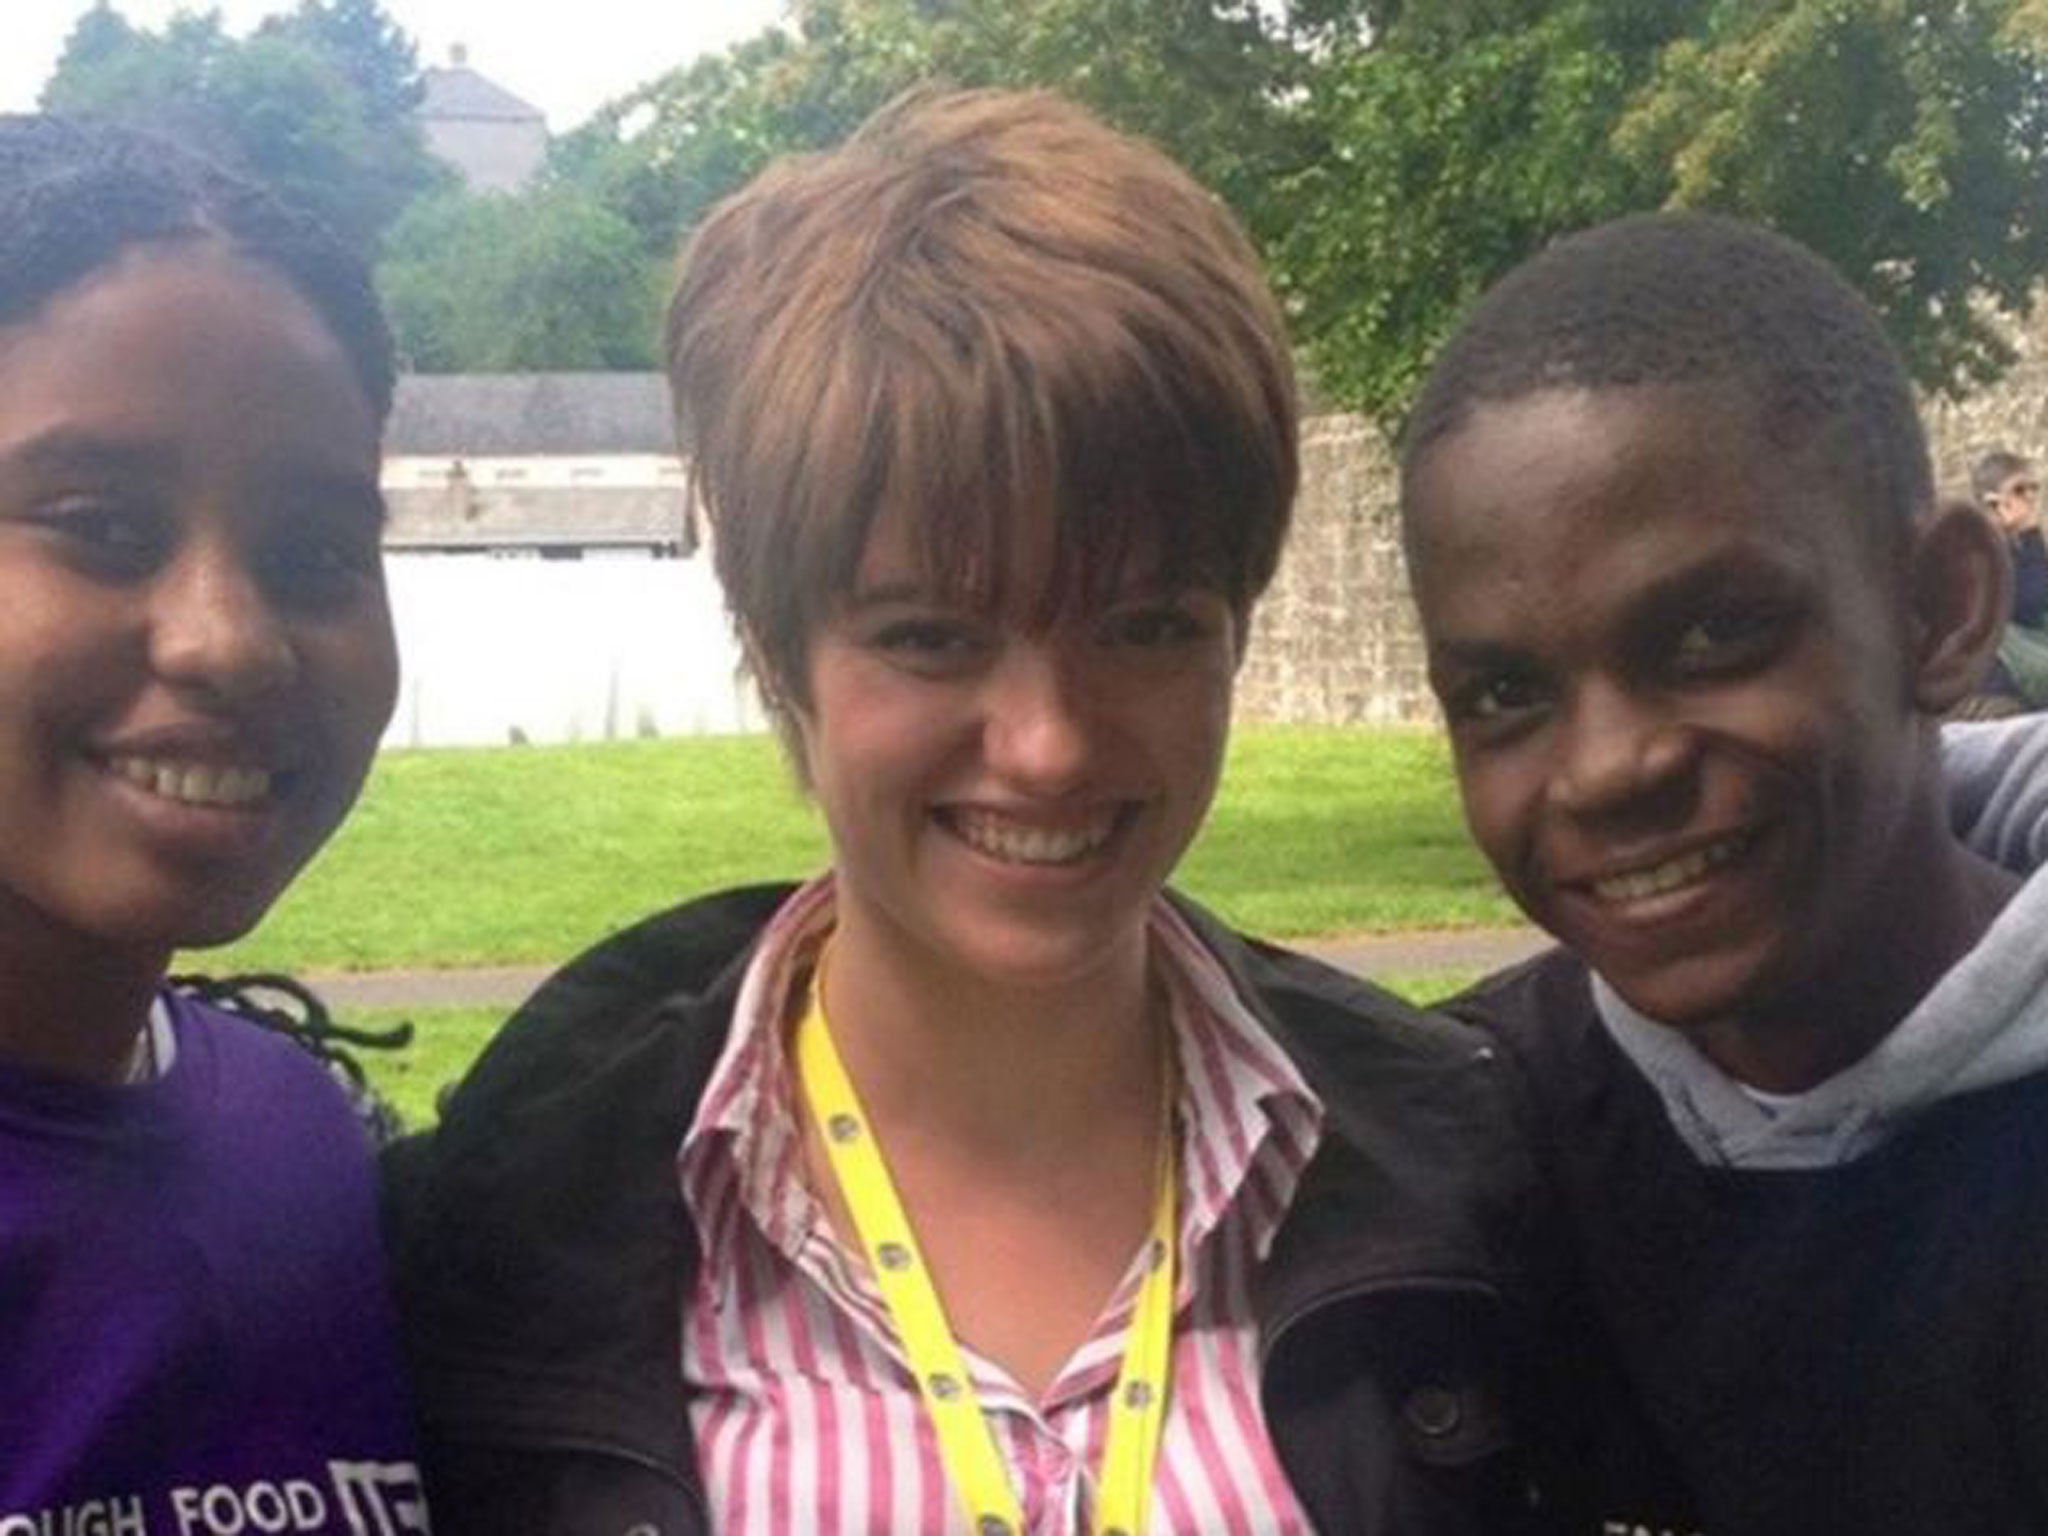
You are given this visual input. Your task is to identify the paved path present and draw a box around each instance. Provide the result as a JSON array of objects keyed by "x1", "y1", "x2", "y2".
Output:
[
  {"x1": 303, "y1": 926, "x2": 1548, "y2": 1012},
  {"x1": 1303, "y1": 925, "x2": 1548, "y2": 982}
]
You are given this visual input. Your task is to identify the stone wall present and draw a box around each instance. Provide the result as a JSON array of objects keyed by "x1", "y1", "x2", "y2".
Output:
[
  {"x1": 1923, "y1": 318, "x2": 2048, "y2": 492},
  {"x1": 1237, "y1": 332, "x2": 2048, "y2": 728},
  {"x1": 1238, "y1": 414, "x2": 1433, "y2": 724},
  {"x1": 366, "y1": 348, "x2": 2044, "y2": 737}
]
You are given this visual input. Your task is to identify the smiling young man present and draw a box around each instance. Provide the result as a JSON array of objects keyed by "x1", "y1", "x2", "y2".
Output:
[{"x1": 1400, "y1": 212, "x2": 2048, "y2": 1534}]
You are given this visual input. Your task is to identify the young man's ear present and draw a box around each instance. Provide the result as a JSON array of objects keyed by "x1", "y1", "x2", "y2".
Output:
[{"x1": 1907, "y1": 498, "x2": 2012, "y2": 714}]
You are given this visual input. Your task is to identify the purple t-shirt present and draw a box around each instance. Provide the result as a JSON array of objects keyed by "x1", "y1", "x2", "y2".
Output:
[{"x1": 0, "y1": 992, "x2": 426, "y2": 1532}]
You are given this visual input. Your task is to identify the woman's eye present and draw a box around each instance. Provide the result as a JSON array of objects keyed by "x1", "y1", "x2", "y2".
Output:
[
  {"x1": 873, "y1": 619, "x2": 974, "y2": 653},
  {"x1": 1102, "y1": 605, "x2": 1207, "y2": 647},
  {"x1": 263, "y1": 531, "x2": 382, "y2": 606},
  {"x1": 866, "y1": 617, "x2": 992, "y2": 672},
  {"x1": 31, "y1": 496, "x2": 165, "y2": 570}
]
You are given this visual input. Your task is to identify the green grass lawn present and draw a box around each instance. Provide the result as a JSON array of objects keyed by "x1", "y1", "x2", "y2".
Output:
[
  {"x1": 189, "y1": 724, "x2": 1515, "y2": 976},
  {"x1": 1182, "y1": 726, "x2": 1509, "y2": 932},
  {"x1": 351, "y1": 1006, "x2": 501, "y2": 1128},
  {"x1": 355, "y1": 966, "x2": 1494, "y2": 1128}
]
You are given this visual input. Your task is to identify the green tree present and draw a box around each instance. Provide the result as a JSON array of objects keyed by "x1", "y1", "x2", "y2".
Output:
[
  {"x1": 1276, "y1": 0, "x2": 2048, "y2": 423},
  {"x1": 553, "y1": 0, "x2": 1302, "y2": 265},
  {"x1": 42, "y1": 5, "x2": 230, "y2": 128},
  {"x1": 40, "y1": 0, "x2": 443, "y2": 257},
  {"x1": 379, "y1": 185, "x2": 661, "y2": 371},
  {"x1": 45, "y1": 2, "x2": 145, "y2": 79},
  {"x1": 554, "y1": 0, "x2": 942, "y2": 262},
  {"x1": 1616, "y1": 0, "x2": 2048, "y2": 393},
  {"x1": 927, "y1": 0, "x2": 1302, "y2": 236},
  {"x1": 1273, "y1": 2, "x2": 1672, "y2": 418},
  {"x1": 257, "y1": 0, "x2": 424, "y2": 121}
]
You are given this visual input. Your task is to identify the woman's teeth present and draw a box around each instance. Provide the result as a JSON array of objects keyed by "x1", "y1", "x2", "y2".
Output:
[
  {"x1": 949, "y1": 808, "x2": 1118, "y2": 865},
  {"x1": 110, "y1": 757, "x2": 274, "y2": 809}
]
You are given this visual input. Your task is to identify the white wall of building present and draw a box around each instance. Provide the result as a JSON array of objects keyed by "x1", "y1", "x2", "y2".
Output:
[
  {"x1": 382, "y1": 553, "x2": 764, "y2": 748},
  {"x1": 420, "y1": 114, "x2": 548, "y2": 193}
]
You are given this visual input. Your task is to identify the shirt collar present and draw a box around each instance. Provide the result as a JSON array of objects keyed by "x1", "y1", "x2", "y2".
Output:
[
  {"x1": 1151, "y1": 901, "x2": 1324, "y2": 1261},
  {"x1": 678, "y1": 877, "x2": 1325, "y2": 1270}
]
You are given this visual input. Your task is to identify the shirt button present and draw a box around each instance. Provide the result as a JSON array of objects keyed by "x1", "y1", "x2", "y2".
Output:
[
  {"x1": 977, "y1": 1517, "x2": 1012, "y2": 1536},
  {"x1": 1403, "y1": 1384, "x2": 1463, "y2": 1438}
]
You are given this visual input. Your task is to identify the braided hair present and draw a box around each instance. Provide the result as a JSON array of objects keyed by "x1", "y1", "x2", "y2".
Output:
[
  {"x1": 170, "y1": 973, "x2": 415, "y2": 1145},
  {"x1": 0, "y1": 113, "x2": 394, "y2": 423}
]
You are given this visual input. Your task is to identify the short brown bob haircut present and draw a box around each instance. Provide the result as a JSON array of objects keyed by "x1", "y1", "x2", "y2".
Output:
[{"x1": 664, "y1": 87, "x2": 1298, "y2": 718}]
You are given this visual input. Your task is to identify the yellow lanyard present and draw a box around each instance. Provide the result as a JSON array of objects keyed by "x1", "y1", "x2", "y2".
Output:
[{"x1": 793, "y1": 959, "x2": 1178, "y2": 1536}]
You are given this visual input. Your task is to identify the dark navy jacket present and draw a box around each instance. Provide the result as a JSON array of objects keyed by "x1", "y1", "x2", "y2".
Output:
[{"x1": 1452, "y1": 946, "x2": 2048, "y2": 1536}]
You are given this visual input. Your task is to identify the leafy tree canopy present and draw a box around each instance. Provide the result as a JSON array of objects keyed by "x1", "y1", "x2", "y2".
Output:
[
  {"x1": 40, "y1": 0, "x2": 445, "y2": 257},
  {"x1": 256, "y1": 0, "x2": 423, "y2": 122},
  {"x1": 552, "y1": 0, "x2": 1301, "y2": 255},
  {"x1": 42, "y1": 1, "x2": 2047, "y2": 401},
  {"x1": 555, "y1": 0, "x2": 2048, "y2": 420},
  {"x1": 1280, "y1": 0, "x2": 2048, "y2": 421},
  {"x1": 379, "y1": 185, "x2": 661, "y2": 371}
]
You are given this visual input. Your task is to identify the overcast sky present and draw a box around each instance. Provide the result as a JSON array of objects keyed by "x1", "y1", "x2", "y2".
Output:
[{"x1": 3, "y1": 0, "x2": 792, "y2": 131}]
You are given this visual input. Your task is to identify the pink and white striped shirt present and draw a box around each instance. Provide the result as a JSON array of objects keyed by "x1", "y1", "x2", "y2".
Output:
[{"x1": 678, "y1": 878, "x2": 1325, "y2": 1535}]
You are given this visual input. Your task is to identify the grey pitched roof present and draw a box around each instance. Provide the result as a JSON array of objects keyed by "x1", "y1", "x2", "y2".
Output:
[
  {"x1": 419, "y1": 65, "x2": 543, "y2": 123},
  {"x1": 386, "y1": 373, "x2": 676, "y2": 456}
]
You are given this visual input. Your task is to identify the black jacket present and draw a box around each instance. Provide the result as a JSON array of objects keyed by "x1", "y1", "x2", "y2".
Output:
[
  {"x1": 386, "y1": 885, "x2": 1551, "y2": 1534},
  {"x1": 2012, "y1": 527, "x2": 2048, "y2": 628}
]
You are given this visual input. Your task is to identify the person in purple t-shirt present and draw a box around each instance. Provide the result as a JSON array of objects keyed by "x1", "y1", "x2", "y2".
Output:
[{"x1": 0, "y1": 117, "x2": 425, "y2": 1528}]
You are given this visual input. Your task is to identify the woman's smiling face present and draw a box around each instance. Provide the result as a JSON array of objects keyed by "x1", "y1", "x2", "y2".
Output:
[
  {"x1": 794, "y1": 503, "x2": 1239, "y2": 995},
  {"x1": 0, "y1": 242, "x2": 396, "y2": 964}
]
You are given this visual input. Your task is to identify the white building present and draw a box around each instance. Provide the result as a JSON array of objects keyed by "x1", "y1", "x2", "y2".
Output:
[
  {"x1": 379, "y1": 373, "x2": 759, "y2": 748},
  {"x1": 416, "y1": 47, "x2": 548, "y2": 193}
]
